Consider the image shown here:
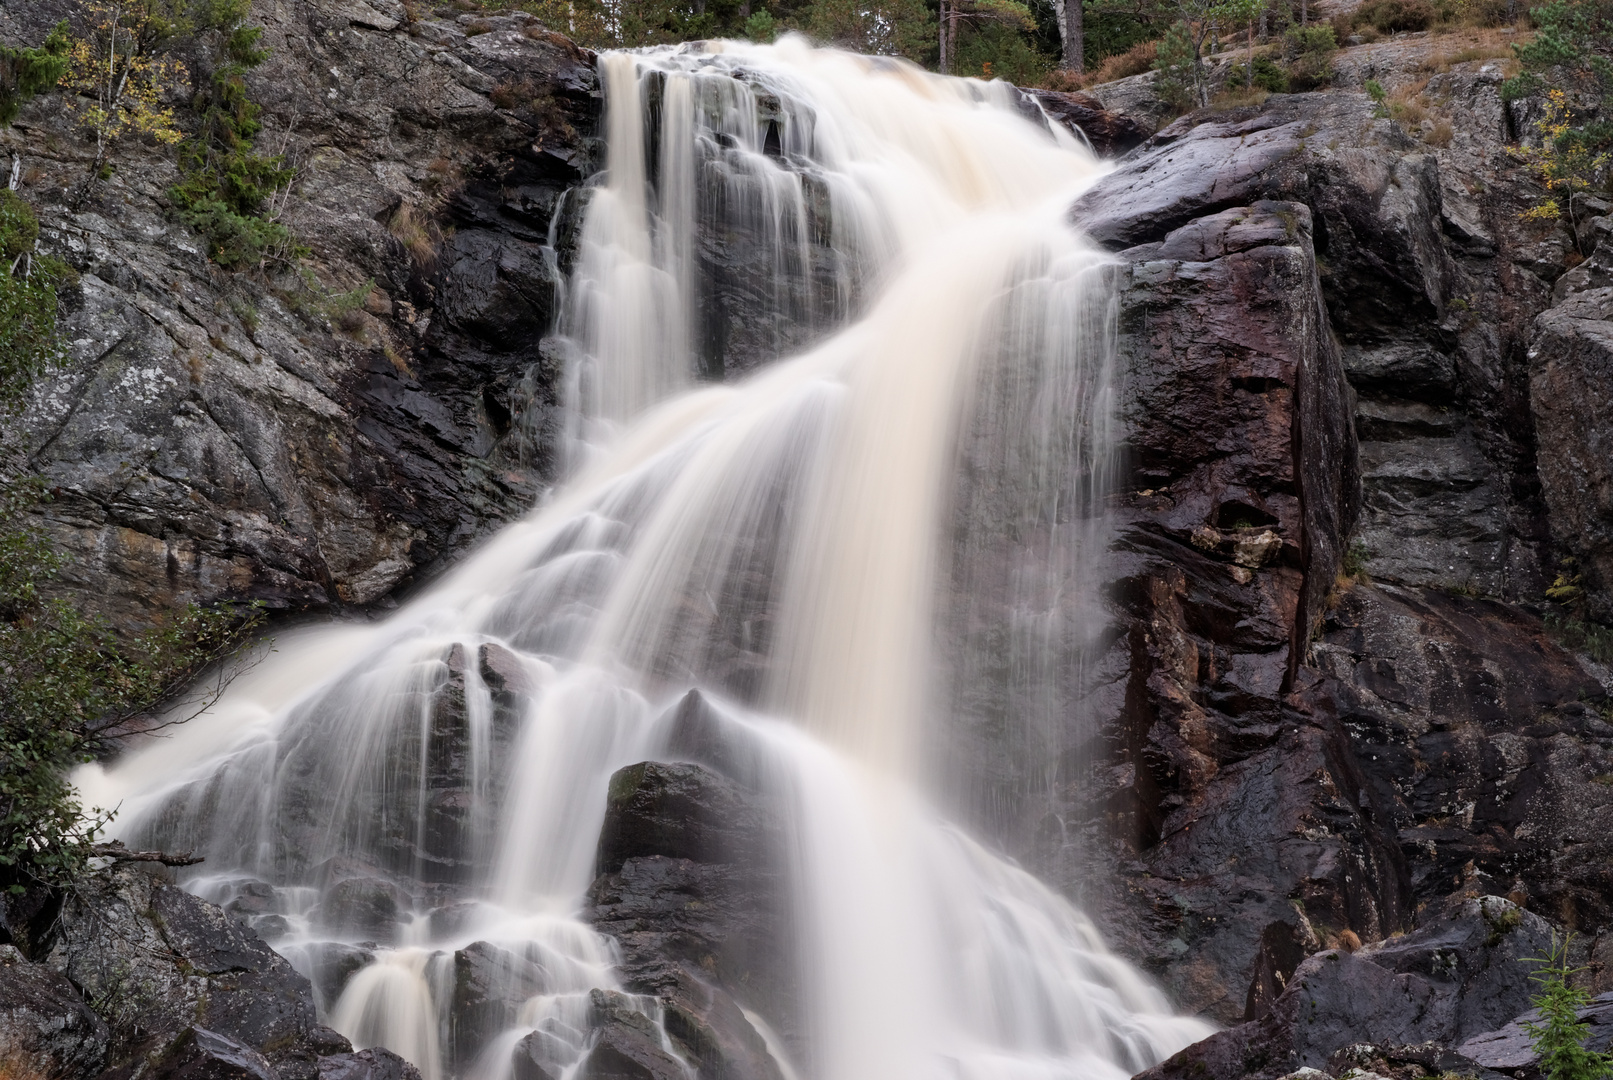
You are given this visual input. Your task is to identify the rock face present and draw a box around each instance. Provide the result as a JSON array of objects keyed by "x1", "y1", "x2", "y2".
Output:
[
  {"x1": 0, "y1": 0, "x2": 598, "y2": 629},
  {"x1": 998, "y1": 59, "x2": 1613, "y2": 1029},
  {"x1": 0, "y1": 944, "x2": 109, "y2": 1080},
  {"x1": 1531, "y1": 288, "x2": 1613, "y2": 621},
  {"x1": 1315, "y1": 583, "x2": 1613, "y2": 926}
]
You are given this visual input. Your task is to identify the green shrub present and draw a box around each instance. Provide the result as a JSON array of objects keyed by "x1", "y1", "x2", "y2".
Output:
[
  {"x1": 1522, "y1": 933, "x2": 1613, "y2": 1080},
  {"x1": 0, "y1": 480, "x2": 262, "y2": 890},
  {"x1": 0, "y1": 192, "x2": 72, "y2": 416},
  {"x1": 1153, "y1": 20, "x2": 1200, "y2": 111},
  {"x1": 169, "y1": 12, "x2": 301, "y2": 269},
  {"x1": 0, "y1": 21, "x2": 69, "y2": 128},
  {"x1": 1354, "y1": 0, "x2": 1436, "y2": 30},
  {"x1": 1284, "y1": 23, "x2": 1337, "y2": 89},
  {"x1": 1251, "y1": 55, "x2": 1290, "y2": 92}
]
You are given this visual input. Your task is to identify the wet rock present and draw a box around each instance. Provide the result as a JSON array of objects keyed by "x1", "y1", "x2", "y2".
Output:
[
  {"x1": 512, "y1": 1029, "x2": 573, "y2": 1080},
  {"x1": 1032, "y1": 198, "x2": 1392, "y2": 1023},
  {"x1": 1530, "y1": 288, "x2": 1613, "y2": 622},
  {"x1": 151, "y1": 1026, "x2": 279, "y2": 1080},
  {"x1": 588, "y1": 759, "x2": 792, "y2": 1078},
  {"x1": 1137, "y1": 897, "x2": 1552, "y2": 1080},
  {"x1": 597, "y1": 762, "x2": 769, "y2": 871},
  {"x1": 45, "y1": 865, "x2": 351, "y2": 1080},
  {"x1": 579, "y1": 994, "x2": 690, "y2": 1080},
  {"x1": 0, "y1": 944, "x2": 109, "y2": 1080},
  {"x1": 1076, "y1": 83, "x2": 1561, "y2": 601},
  {"x1": 1017, "y1": 88, "x2": 1151, "y2": 156},
  {"x1": 316, "y1": 1046, "x2": 425, "y2": 1080},
  {"x1": 450, "y1": 940, "x2": 551, "y2": 1064},
  {"x1": 298, "y1": 942, "x2": 376, "y2": 1013},
  {"x1": 315, "y1": 877, "x2": 407, "y2": 939}
]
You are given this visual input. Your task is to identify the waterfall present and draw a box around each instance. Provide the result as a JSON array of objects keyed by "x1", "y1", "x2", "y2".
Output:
[{"x1": 76, "y1": 37, "x2": 1214, "y2": 1080}]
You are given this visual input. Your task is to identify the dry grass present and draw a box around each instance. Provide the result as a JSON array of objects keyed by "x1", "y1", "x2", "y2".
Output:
[
  {"x1": 388, "y1": 203, "x2": 444, "y2": 269},
  {"x1": 1047, "y1": 39, "x2": 1158, "y2": 90},
  {"x1": 1426, "y1": 117, "x2": 1455, "y2": 145},
  {"x1": 1212, "y1": 85, "x2": 1271, "y2": 108},
  {"x1": 490, "y1": 77, "x2": 536, "y2": 109},
  {"x1": 465, "y1": 18, "x2": 495, "y2": 34}
]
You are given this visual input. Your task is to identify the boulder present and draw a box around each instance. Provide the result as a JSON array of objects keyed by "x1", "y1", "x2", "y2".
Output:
[
  {"x1": 450, "y1": 940, "x2": 552, "y2": 1064},
  {"x1": 315, "y1": 1047, "x2": 425, "y2": 1080},
  {"x1": 577, "y1": 992, "x2": 689, "y2": 1080},
  {"x1": 45, "y1": 865, "x2": 352, "y2": 1080},
  {"x1": 588, "y1": 752, "x2": 792, "y2": 1079},
  {"x1": 1460, "y1": 992, "x2": 1613, "y2": 1073},
  {"x1": 0, "y1": 944, "x2": 108, "y2": 1080},
  {"x1": 1137, "y1": 897, "x2": 1552, "y2": 1080},
  {"x1": 151, "y1": 1026, "x2": 279, "y2": 1080},
  {"x1": 1016, "y1": 88, "x2": 1152, "y2": 156}
]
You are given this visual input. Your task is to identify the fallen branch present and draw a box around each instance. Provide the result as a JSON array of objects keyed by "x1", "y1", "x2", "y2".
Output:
[{"x1": 90, "y1": 841, "x2": 203, "y2": 867}]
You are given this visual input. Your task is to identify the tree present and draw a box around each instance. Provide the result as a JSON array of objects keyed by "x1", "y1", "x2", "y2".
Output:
[
  {"x1": 1522, "y1": 933, "x2": 1613, "y2": 1080},
  {"x1": 1056, "y1": 0, "x2": 1084, "y2": 71},
  {"x1": 808, "y1": 0, "x2": 936, "y2": 61},
  {"x1": 60, "y1": 0, "x2": 193, "y2": 179},
  {"x1": 169, "y1": 0, "x2": 300, "y2": 268},
  {"x1": 0, "y1": 22, "x2": 70, "y2": 128}
]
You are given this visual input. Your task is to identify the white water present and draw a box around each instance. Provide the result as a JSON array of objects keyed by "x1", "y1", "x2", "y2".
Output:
[{"x1": 78, "y1": 37, "x2": 1212, "y2": 1080}]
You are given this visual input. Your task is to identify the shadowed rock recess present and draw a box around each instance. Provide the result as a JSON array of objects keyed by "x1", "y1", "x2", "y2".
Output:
[{"x1": 5, "y1": 1, "x2": 1613, "y2": 1078}]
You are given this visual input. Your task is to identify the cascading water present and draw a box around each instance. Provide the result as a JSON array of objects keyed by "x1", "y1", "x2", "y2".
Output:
[{"x1": 76, "y1": 37, "x2": 1214, "y2": 1080}]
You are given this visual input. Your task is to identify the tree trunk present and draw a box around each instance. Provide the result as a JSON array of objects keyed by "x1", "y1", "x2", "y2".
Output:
[
  {"x1": 1058, "y1": 0, "x2": 1085, "y2": 72},
  {"x1": 939, "y1": 0, "x2": 950, "y2": 73}
]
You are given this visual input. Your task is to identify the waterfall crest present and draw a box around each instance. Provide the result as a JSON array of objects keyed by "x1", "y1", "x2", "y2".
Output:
[{"x1": 77, "y1": 37, "x2": 1213, "y2": 1080}]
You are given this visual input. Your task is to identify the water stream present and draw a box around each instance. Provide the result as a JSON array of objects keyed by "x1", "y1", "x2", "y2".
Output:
[{"x1": 77, "y1": 38, "x2": 1213, "y2": 1080}]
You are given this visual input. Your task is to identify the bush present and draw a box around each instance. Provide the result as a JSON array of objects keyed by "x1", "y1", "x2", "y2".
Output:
[
  {"x1": 1250, "y1": 54, "x2": 1290, "y2": 91},
  {"x1": 1284, "y1": 23, "x2": 1338, "y2": 89},
  {"x1": 0, "y1": 192, "x2": 71, "y2": 415},
  {"x1": 1355, "y1": 0, "x2": 1436, "y2": 31},
  {"x1": 1153, "y1": 21, "x2": 1200, "y2": 109}
]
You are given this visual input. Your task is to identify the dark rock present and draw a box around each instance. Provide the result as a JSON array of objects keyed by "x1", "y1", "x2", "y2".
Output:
[
  {"x1": 315, "y1": 1046, "x2": 424, "y2": 1080},
  {"x1": 45, "y1": 865, "x2": 351, "y2": 1080},
  {"x1": 1137, "y1": 897, "x2": 1551, "y2": 1080},
  {"x1": 151, "y1": 1026, "x2": 278, "y2": 1080},
  {"x1": 0, "y1": 944, "x2": 109, "y2": 1080},
  {"x1": 315, "y1": 877, "x2": 407, "y2": 939},
  {"x1": 297, "y1": 942, "x2": 376, "y2": 1013},
  {"x1": 511, "y1": 1029, "x2": 572, "y2": 1080},
  {"x1": 450, "y1": 940, "x2": 551, "y2": 1064},
  {"x1": 588, "y1": 760, "x2": 793, "y2": 1078},
  {"x1": 1313, "y1": 583, "x2": 1613, "y2": 926},
  {"x1": 1530, "y1": 288, "x2": 1613, "y2": 622},
  {"x1": 1017, "y1": 88, "x2": 1151, "y2": 156},
  {"x1": 1023, "y1": 198, "x2": 1392, "y2": 1023},
  {"x1": 577, "y1": 995, "x2": 689, "y2": 1080},
  {"x1": 597, "y1": 762, "x2": 767, "y2": 872}
]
